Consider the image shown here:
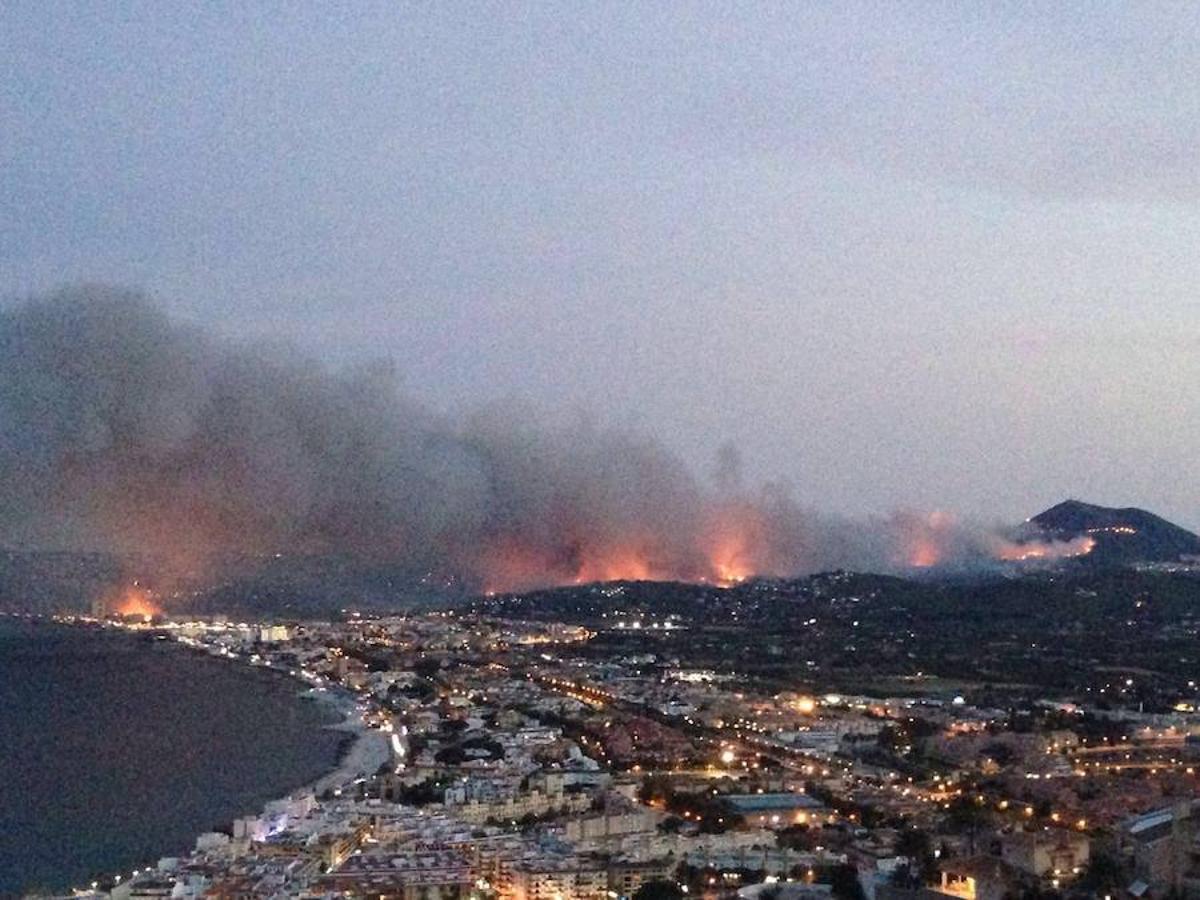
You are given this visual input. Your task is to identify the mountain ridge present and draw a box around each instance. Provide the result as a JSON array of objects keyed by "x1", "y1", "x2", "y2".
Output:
[{"x1": 1029, "y1": 499, "x2": 1200, "y2": 565}]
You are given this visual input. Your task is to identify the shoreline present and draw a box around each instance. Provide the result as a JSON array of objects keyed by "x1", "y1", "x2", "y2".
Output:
[
  {"x1": 3, "y1": 616, "x2": 393, "y2": 895},
  {"x1": 293, "y1": 685, "x2": 393, "y2": 797},
  {"x1": 167, "y1": 632, "x2": 395, "y2": 802}
]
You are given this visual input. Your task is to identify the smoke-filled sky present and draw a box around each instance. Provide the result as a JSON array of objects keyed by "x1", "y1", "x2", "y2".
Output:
[
  {"x1": 4, "y1": 3, "x2": 1200, "y2": 530},
  {"x1": 0, "y1": 287, "x2": 1094, "y2": 589}
]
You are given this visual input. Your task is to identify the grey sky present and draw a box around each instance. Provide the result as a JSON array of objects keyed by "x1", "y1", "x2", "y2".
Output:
[{"x1": 4, "y1": 2, "x2": 1200, "y2": 527}]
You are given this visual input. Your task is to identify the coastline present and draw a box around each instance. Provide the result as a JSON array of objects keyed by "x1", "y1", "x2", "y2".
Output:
[
  {"x1": 295, "y1": 685, "x2": 393, "y2": 797},
  {"x1": 2, "y1": 616, "x2": 393, "y2": 895},
  {"x1": 169, "y1": 631, "x2": 395, "y2": 802},
  {"x1": 111, "y1": 629, "x2": 395, "y2": 889}
]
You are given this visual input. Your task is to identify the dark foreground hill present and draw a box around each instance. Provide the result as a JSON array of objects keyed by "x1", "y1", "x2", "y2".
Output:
[
  {"x1": 4, "y1": 499, "x2": 1198, "y2": 617},
  {"x1": 1030, "y1": 499, "x2": 1200, "y2": 565},
  {"x1": 469, "y1": 567, "x2": 1200, "y2": 702}
]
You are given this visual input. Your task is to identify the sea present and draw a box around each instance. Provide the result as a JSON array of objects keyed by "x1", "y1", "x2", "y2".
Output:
[{"x1": 0, "y1": 618, "x2": 347, "y2": 897}]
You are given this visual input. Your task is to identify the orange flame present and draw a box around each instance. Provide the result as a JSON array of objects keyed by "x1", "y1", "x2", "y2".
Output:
[
  {"x1": 112, "y1": 585, "x2": 161, "y2": 619},
  {"x1": 475, "y1": 505, "x2": 1097, "y2": 594},
  {"x1": 573, "y1": 550, "x2": 655, "y2": 584},
  {"x1": 993, "y1": 535, "x2": 1095, "y2": 562},
  {"x1": 893, "y1": 510, "x2": 957, "y2": 568},
  {"x1": 476, "y1": 536, "x2": 672, "y2": 594},
  {"x1": 703, "y1": 506, "x2": 768, "y2": 585},
  {"x1": 479, "y1": 501, "x2": 800, "y2": 593}
]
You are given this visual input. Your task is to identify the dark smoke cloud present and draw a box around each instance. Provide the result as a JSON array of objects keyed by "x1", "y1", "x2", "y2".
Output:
[{"x1": 0, "y1": 286, "x2": 1065, "y2": 593}]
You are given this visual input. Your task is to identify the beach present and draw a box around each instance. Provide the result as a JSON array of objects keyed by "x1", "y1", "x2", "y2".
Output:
[{"x1": 301, "y1": 688, "x2": 394, "y2": 796}]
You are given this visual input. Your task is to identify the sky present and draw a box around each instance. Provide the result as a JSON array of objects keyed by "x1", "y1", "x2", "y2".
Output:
[{"x1": 3, "y1": 2, "x2": 1200, "y2": 528}]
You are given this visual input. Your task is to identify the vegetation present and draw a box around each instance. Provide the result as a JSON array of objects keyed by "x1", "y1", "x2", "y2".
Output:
[
  {"x1": 471, "y1": 568, "x2": 1200, "y2": 704},
  {"x1": 632, "y1": 880, "x2": 684, "y2": 900},
  {"x1": 638, "y1": 774, "x2": 744, "y2": 833}
]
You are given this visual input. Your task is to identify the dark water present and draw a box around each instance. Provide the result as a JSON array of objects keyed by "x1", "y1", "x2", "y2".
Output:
[{"x1": 0, "y1": 620, "x2": 345, "y2": 896}]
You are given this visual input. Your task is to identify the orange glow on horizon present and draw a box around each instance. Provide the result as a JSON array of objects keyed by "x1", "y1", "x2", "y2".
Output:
[
  {"x1": 113, "y1": 586, "x2": 161, "y2": 619},
  {"x1": 706, "y1": 529, "x2": 756, "y2": 586},
  {"x1": 993, "y1": 535, "x2": 1095, "y2": 562},
  {"x1": 476, "y1": 506, "x2": 1097, "y2": 594},
  {"x1": 907, "y1": 539, "x2": 941, "y2": 568},
  {"x1": 572, "y1": 549, "x2": 656, "y2": 585},
  {"x1": 476, "y1": 536, "x2": 671, "y2": 595},
  {"x1": 894, "y1": 510, "x2": 956, "y2": 568},
  {"x1": 702, "y1": 502, "x2": 778, "y2": 586}
]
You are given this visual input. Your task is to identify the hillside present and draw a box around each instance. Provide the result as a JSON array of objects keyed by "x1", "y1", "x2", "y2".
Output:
[{"x1": 1030, "y1": 499, "x2": 1200, "y2": 565}]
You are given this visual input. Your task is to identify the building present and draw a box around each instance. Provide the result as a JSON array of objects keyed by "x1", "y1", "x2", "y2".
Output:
[
  {"x1": 1000, "y1": 830, "x2": 1090, "y2": 880},
  {"x1": 607, "y1": 857, "x2": 677, "y2": 897},
  {"x1": 932, "y1": 856, "x2": 1027, "y2": 900},
  {"x1": 315, "y1": 850, "x2": 474, "y2": 899},
  {"x1": 1118, "y1": 802, "x2": 1200, "y2": 896},
  {"x1": 723, "y1": 792, "x2": 830, "y2": 829},
  {"x1": 562, "y1": 807, "x2": 659, "y2": 848},
  {"x1": 501, "y1": 855, "x2": 608, "y2": 900}
]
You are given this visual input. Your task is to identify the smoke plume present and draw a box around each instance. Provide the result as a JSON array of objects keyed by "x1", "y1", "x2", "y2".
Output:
[{"x1": 0, "y1": 286, "x2": 1084, "y2": 595}]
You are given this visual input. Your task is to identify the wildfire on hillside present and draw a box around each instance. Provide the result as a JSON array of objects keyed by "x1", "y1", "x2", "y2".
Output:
[
  {"x1": 992, "y1": 535, "x2": 1096, "y2": 562},
  {"x1": 702, "y1": 506, "x2": 772, "y2": 586},
  {"x1": 477, "y1": 505, "x2": 786, "y2": 594},
  {"x1": 892, "y1": 510, "x2": 959, "y2": 569},
  {"x1": 890, "y1": 510, "x2": 1097, "y2": 571},
  {"x1": 106, "y1": 585, "x2": 162, "y2": 620}
]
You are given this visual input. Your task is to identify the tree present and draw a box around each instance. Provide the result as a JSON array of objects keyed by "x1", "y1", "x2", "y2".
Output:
[
  {"x1": 982, "y1": 741, "x2": 1014, "y2": 766},
  {"x1": 413, "y1": 657, "x2": 441, "y2": 679},
  {"x1": 890, "y1": 862, "x2": 921, "y2": 889},
  {"x1": 1077, "y1": 851, "x2": 1124, "y2": 894},
  {"x1": 777, "y1": 823, "x2": 815, "y2": 851},
  {"x1": 895, "y1": 828, "x2": 931, "y2": 859},
  {"x1": 891, "y1": 829, "x2": 938, "y2": 887},
  {"x1": 944, "y1": 795, "x2": 987, "y2": 854},
  {"x1": 657, "y1": 815, "x2": 685, "y2": 833},
  {"x1": 638, "y1": 774, "x2": 672, "y2": 804},
  {"x1": 829, "y1": 863, "x2": 865, "y2": 900},
  {"x1": 633, "y1": 880, "x2": 684, "y2": 900}
]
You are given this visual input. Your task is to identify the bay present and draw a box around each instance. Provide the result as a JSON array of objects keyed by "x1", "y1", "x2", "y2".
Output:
[{"x1": 0, "y1": 619, "x2": 345, "y2": 896}]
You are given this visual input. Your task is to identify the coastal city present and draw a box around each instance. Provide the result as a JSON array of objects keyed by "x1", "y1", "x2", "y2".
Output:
[
  {"x1": 40, "y1": 567, "x2": 1200, "y2": 900},
  {"x1": 8, "y1": 3, "x2": 1200, "y2": 898}
]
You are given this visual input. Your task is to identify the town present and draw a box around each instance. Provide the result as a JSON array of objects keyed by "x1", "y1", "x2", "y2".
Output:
[{"x1": 54, "y1": 570, "x2": 1200, "y2": 900}]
